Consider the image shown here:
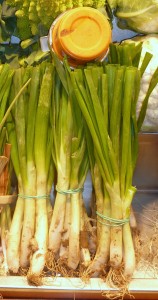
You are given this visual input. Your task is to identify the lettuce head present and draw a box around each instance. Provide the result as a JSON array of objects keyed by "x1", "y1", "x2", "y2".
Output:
[{"x1": 109, "y1": 0, "x2": 158, "y2": 34}]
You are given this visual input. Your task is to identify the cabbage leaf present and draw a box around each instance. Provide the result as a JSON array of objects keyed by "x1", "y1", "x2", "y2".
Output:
[{"x1": 108, "y1": 0, "x2": 158, "y2": 34}]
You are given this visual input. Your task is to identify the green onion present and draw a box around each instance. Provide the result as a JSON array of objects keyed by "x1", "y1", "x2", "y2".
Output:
[
  {"x1": 28, "y1": 63, "x2": 54, "y2": 279},
  {"x1": 6, "y1": 63, "x2": 54, "y2": 280},
  {"x1": 65, "y1": 62, "x2": 140, "y2": 276},
  {"x1": 49, "y1": 73, "x2": 73, "y2": 256}
]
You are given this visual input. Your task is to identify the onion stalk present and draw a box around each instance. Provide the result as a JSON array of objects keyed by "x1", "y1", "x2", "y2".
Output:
[
  {"x1": 0, "y1": 143, "x2": 12, "y2": 275},
  {"x1": 0, "y1": 64, "x2": 31, "y2": 273},
  {"x1": 48, "y1": 73, "x2": 73, "y2": 256},
  {"x1": 28, "y1": 63, "x2": 54, "y2": 279}
]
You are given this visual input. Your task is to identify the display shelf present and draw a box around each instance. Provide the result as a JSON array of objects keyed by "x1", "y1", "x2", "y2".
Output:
[
  {"x1": 1, "y1": 187, "x2": 158, "y2": 299},
  {"x1": 0, "y1": 273, "x2": 158, "y2": 299}
]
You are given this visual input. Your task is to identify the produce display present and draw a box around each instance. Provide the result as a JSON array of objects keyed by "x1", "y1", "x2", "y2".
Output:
[{"x1": 1, "y1": 0, "x2": 158, "y2": 298}]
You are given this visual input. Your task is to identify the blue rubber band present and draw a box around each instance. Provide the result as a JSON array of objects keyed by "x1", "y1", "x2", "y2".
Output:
[
  {"x1": 96, "y1": 211, "x2": 129, "y2": 227},
  {"x1": 18, "y1": 194, "x2": 50, "y2": 199},
  {"x1": 56, "y1": 186, "x2": 83, "y2": 195}
]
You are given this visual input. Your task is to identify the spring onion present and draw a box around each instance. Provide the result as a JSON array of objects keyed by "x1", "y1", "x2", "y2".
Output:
[{"x1": 58, "y1": 49, "x2": 158, "y2": 278}]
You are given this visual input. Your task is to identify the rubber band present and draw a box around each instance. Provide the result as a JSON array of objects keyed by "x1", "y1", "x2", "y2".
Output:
[
  {"x1": 96, "y1": 211, "x2": 129, "y2": 227},
  {"x1": 56, "y1": 185, "x2": 83, "y2": 195},
  {"x1": 18, "y1": 194, "x2": 50, "y2": 199}
]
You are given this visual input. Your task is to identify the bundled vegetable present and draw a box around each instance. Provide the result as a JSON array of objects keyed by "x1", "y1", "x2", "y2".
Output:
[
  {"x1": 48, "y1": 68, "x2": 93, "y2": 272},
  {"x1": 85, "y1": 132, "x2": 111, "y2": 277},
  {"x1": 48, "y1": 74, "x2": 73, "y2": 260},
  {"x1": 0, "y1": 63, "x2": 15, "y2": 201},
  {"x1": 55, "y1": 44, "x2": 158, "y2": 280},
  {"x1": 6, "y1": 62, "x2": 54, "y2": 281},
  {"x1": 1, "y1": 37, "x2": 158, "y2": 292},
  {"x1": 66, "y1": 77, "x2": 90, "y2": 270},
  {"x1": 28, "y1": 63, "x2": 54, "y2": 280},
  {"x1": 71, "y1": 63, "x2": 139, "y2": 277},
  {"x1": 0, "y1": 63, "x2": 30, "y2": 275},
  {"x1": 1, "y1": 59, "x2": 93, "y2": 281},
  {"x1": 0, "y1": 143, "x2": 12, "y2": 275}
]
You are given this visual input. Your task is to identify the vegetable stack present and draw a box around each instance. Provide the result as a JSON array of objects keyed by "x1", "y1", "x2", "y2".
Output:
[
  {"x1": 69, "y1": 63, "x2": 138, "y2": 278},
  {"x1": 57, "y1": 47, "x2": 158, "y2": 279},
  {"x1": 6, "y1": 62, "x2": 54, "y2": 281},
  {"x1": 0, "y1": 40, "x2": 158, "y2": 288},
  {"x1": 48, "y1": 69, "x2": 94, "y2": 273},
  {"x1": 0, "y1": 64, "x2": 13, "y2": 275},
  {"x1": 0, "y1": 63, "x2": 30, "y2": 276}
]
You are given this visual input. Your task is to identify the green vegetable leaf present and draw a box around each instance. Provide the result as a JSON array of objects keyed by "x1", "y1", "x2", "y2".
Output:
[
  {"x1": 116, "y1": 0, "x2": 156, "y2": 13},
  {"x1": 115, "y1": 0, "x2": 158, "y2": 34},
  {"x1": 2, "y1": 1, "x2": 16, "y2": 18},
  {"x1": 0, "y1": 1, "x2": 16, "y2": 42},
  {"x1": 137, "y1": 67, "x2": 158, "y2": 131}
]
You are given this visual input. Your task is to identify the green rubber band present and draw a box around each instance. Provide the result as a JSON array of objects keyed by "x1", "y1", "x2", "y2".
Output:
[
  {"x1": 56, "y1": 186, "x2": 83, "y2": 195},
  {"x1": 96, "y1": 211, "x2": 129, "y2": 227},
  {"x1": 18, "y1": 194, "x2": 50, "y2": 199}
]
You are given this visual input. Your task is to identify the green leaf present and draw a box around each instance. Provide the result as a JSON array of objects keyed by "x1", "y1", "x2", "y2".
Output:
[
  {"x1": 52, "y1": 53, "x2": 68, "y2": 94},
  {"x1": 1, "y1": 1, "x2": 16, "y2": 18},
  {"x1": 0, "y1": 2, "x2": 16, "y2": 42},
  {"x1": 137, "y1": 67, "x2": 158, "y2": 131}
]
